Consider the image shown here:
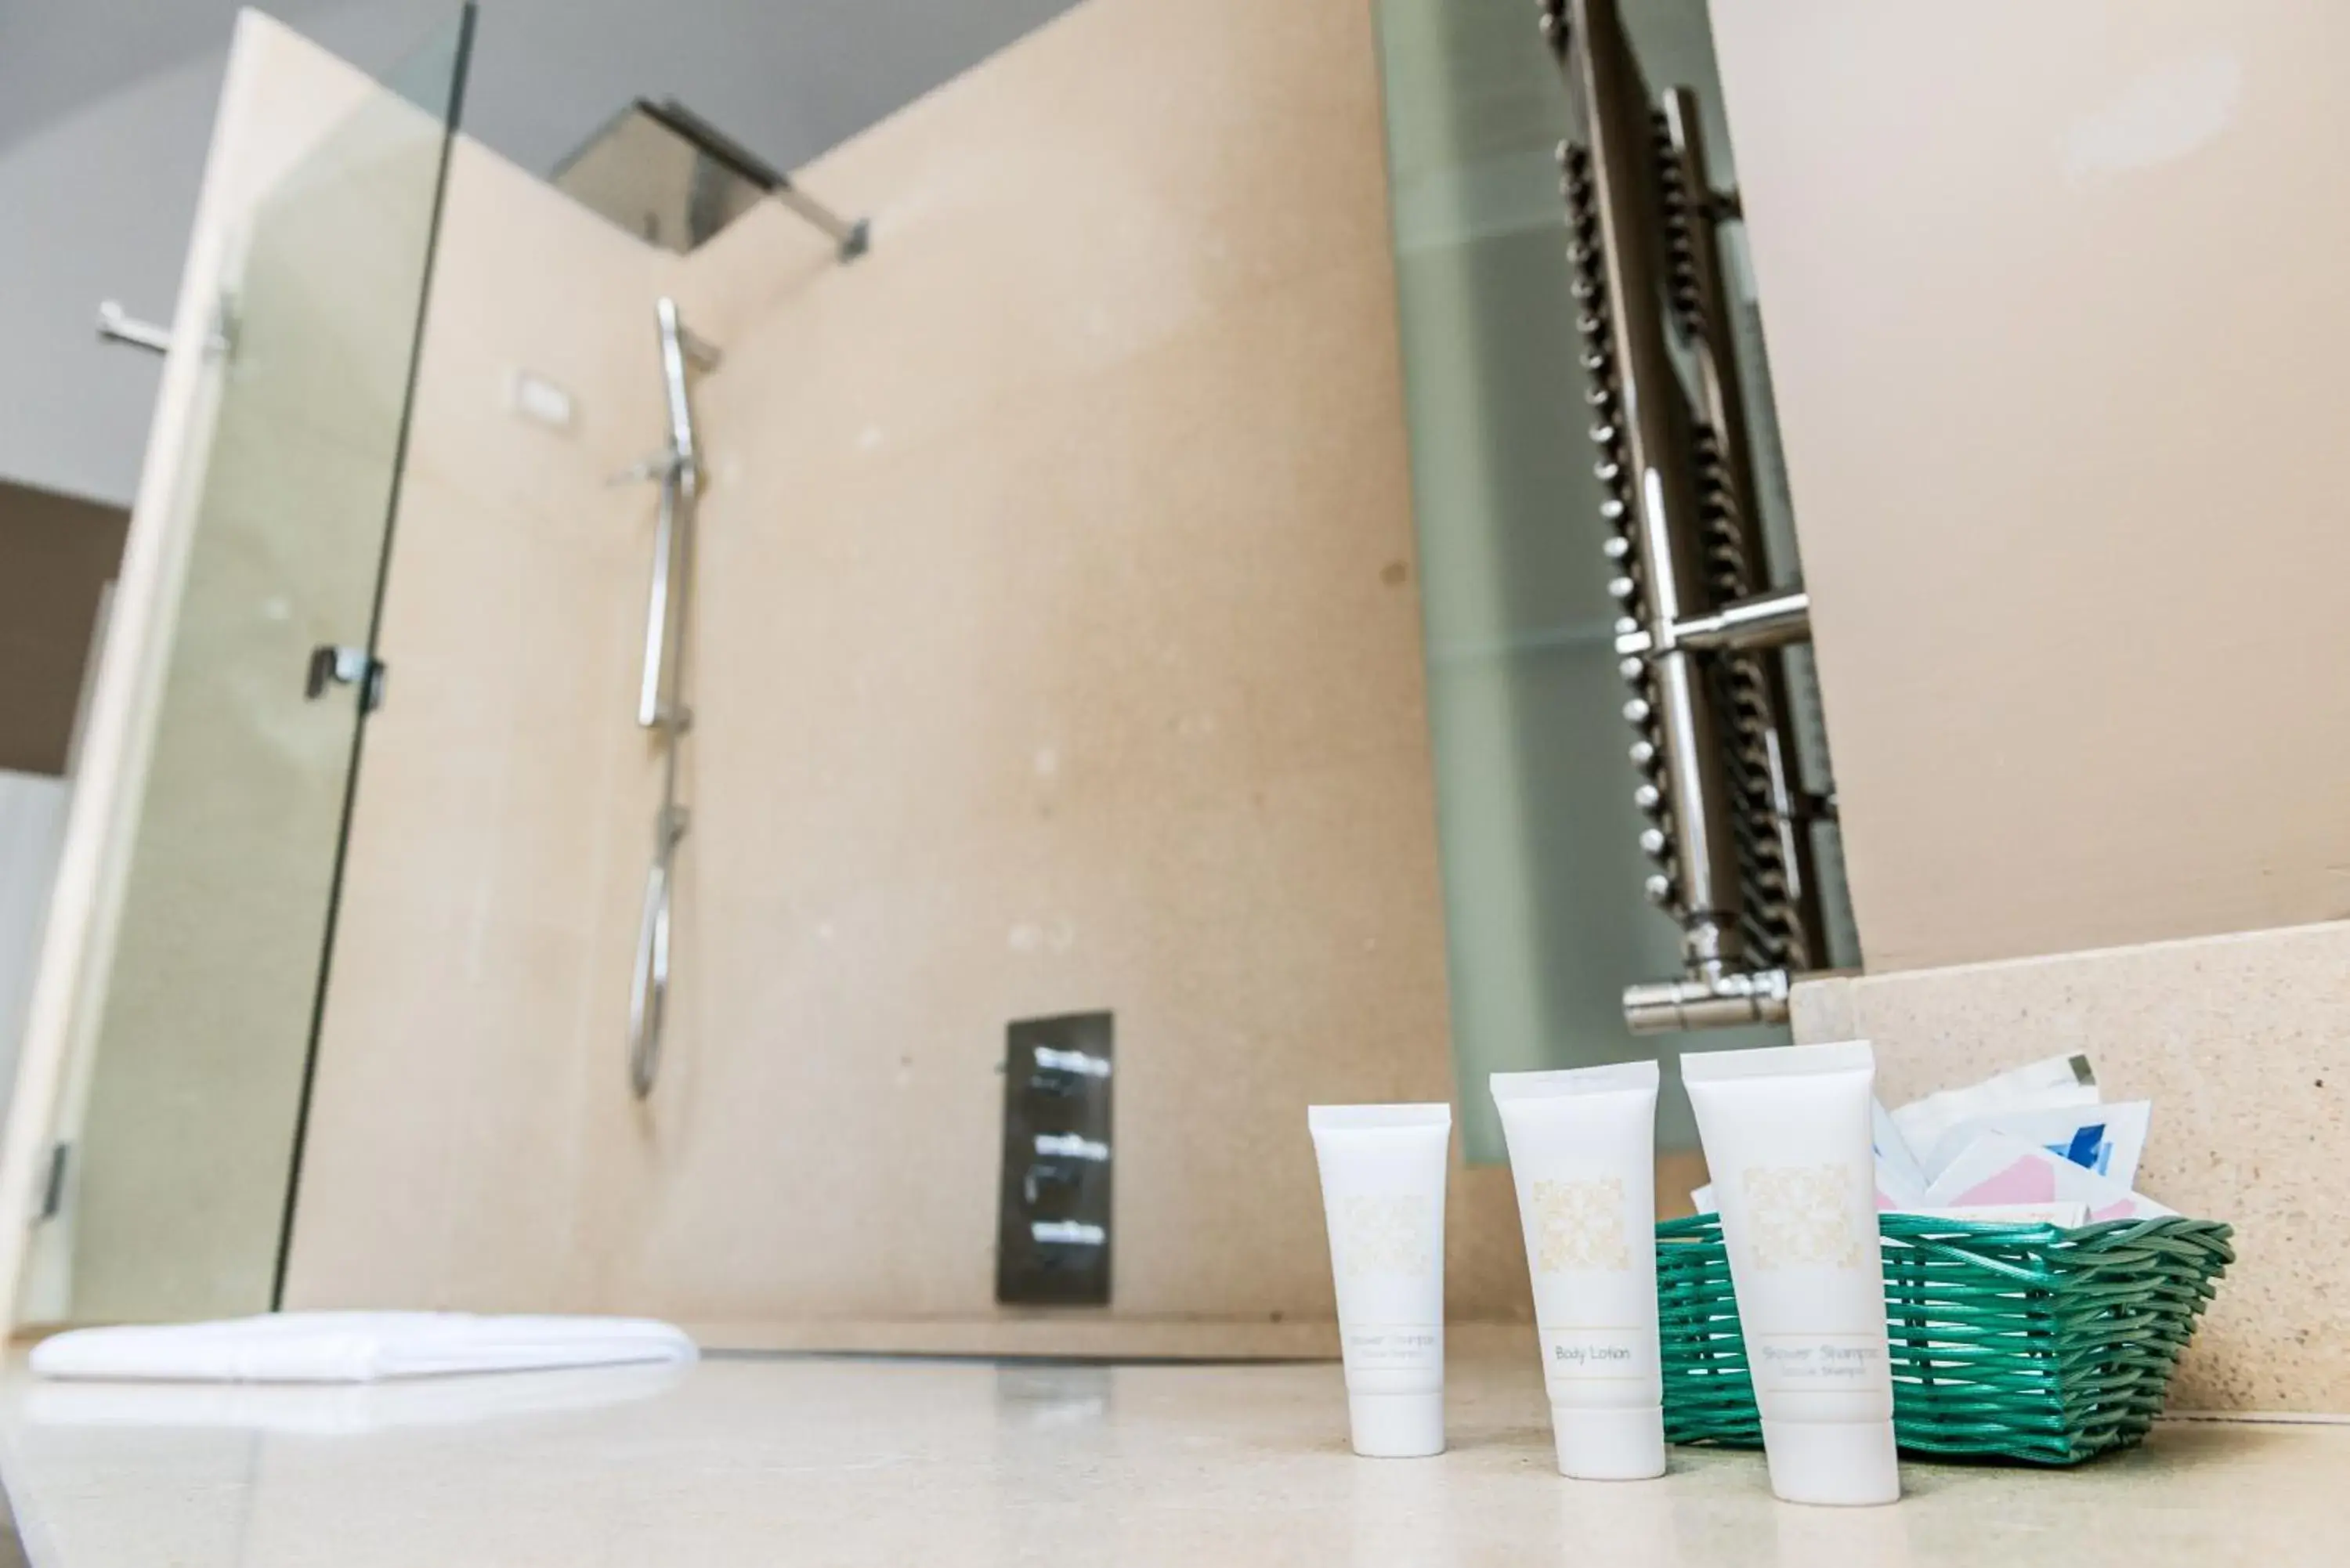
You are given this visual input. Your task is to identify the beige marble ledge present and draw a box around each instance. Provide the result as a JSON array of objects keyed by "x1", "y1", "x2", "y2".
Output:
[
  {"x1": 1791, "y1": 918, "x2": 2350, "y2": 1412},
  {"x1": 686, "y1": 1313, "x2": 1343, "y2": 1360},
  {"x1": 684, "y1": 1318, "x2": 1545, "y2": 1361},
  {"x1": 1, "y1": 1352, "x2": 2342, "y2": 1567}
]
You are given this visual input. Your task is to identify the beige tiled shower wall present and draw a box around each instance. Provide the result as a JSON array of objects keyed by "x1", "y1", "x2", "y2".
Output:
[
  {"x1": 282, "y1": 129, "x2": 677, "y2": 1311},
  {"x1": 1714, "y1": 0, "x2": 2350, "y2": 1414},
  {"x1": 286, "y1": 0, "x2": 1540, "y2": 1342},
  {"x1": 1709, "y1": 0, "x2": 2350, "y2": 975},
  {"x1": 577, "y1": 0, "x2": 1530, "y2": 1339},
  {"x1": 1791, "y1": 923, "x2": 2350, "y2": 1412}
]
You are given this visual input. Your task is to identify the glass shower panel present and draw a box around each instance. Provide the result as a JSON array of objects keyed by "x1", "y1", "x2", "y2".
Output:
[
  {"x1": 1375, "y1": 0, "x2": 1814, "y2": 1164},
  {"x1": 25, "y1": 9, "x2": 474, "y2": 1324}
]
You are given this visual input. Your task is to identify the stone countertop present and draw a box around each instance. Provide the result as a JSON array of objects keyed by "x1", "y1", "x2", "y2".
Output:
[{"x1": 0, "y1": 1351, "x2": 2340, "y2": 1565}]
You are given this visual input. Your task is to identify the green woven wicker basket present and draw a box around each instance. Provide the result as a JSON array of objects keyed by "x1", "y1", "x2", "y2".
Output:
[{"x1": 1657, "y1": 1212, "x2": 2235, "y2": 1465}]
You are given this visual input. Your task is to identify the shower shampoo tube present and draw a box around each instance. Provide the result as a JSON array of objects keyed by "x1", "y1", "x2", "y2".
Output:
[
  {"x1": 1491, "y1": 1061, "x2": 1665, "y2": 1479},
  {"x1": 1682, "y1": 1042, "x2": 1900, "y2": 1506},
  {"x1": 1308, "y1": 1104, "x2": 1452, "y2": 1458}
]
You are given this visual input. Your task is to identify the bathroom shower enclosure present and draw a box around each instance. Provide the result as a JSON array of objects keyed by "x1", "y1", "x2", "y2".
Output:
[
  {"x1": 0, "y1": 6, "x2": 870, "y2": 1327},
  {"x1": 0, "y1": 6, "x2": 477, "y2": 1324},
  {"x1": 5, "y1": 0, "x2": 1649, "y2": 1353}
]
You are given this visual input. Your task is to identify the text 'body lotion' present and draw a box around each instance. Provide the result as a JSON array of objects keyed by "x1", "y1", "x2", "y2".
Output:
[{"x1": 1492, "y1": 1060, "x2": 1665, "y2": 1479}]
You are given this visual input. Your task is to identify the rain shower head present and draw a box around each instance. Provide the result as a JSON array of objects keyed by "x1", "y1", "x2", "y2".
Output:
[{"x1": 551, "y1": 97, "x2": 870, "y2": 261}]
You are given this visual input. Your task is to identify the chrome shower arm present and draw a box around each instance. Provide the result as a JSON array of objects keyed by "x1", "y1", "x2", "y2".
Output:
[{"x1": 638, "y1": 98, "x2": 871, "y2": 261}]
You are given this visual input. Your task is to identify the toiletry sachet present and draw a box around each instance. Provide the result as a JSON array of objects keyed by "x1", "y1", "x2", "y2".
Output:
[
  {"x1": 1871, "y1": 1100, "x2": 1930, "y2": 1208},
  {"x1": 1921, "y1": 1133, "x2": 2171, "y2": 1221},
  {"x1": 1889, "y1": 1053, "x2": 2097, "y2": 1154},
  {"x1": 1919, "y1": 1100, "x2": 2150, "y2": 1190}
]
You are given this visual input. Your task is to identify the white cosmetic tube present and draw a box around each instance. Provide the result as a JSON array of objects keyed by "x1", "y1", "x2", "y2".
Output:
[
  {"x1": 1308, "y1": 1103, "x2": 1452, "y2": 1458},
  {"x1": 1491, "y1": 1061, "x2": 1665, "y2": 1479},
  {"x1": 1682, "y1": 1042, "x2": 1900, "y2": 1507}
]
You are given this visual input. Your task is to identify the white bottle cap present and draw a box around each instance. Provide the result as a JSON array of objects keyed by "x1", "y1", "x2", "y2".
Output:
[
  {"x1": 1347, "y1": 1391, "x2": 1444, "y2": 1458},
  {"x1": 1759, "y1": 1418, "x2": 1902, "y2": 1506},
  {"x1": 1551, "y1": 1403, "x2": 1666, "y2": 1479}
]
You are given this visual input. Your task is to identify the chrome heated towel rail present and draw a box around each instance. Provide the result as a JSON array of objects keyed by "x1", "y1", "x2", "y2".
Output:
[{"x1": 1541, "y1": 0, "x2": 1840, "y2": 1031}]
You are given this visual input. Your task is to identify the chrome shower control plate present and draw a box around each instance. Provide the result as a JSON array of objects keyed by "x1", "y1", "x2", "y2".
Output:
[{"x1": 996, "y1": 1012, "x2": 1113, "y2": 1307}]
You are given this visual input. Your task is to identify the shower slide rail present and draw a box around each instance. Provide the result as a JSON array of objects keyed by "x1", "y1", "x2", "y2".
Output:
[
  {"x1": 613, "y1": 170, "x2": 863, "y2": 1097},
  {"x1": 622, "y1": 298, "x2": 715, "y2": 1099}
]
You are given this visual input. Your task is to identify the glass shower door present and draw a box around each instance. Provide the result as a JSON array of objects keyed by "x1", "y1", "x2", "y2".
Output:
[{"x1": 10, "y1": 8, "x2": 475, "y2": 1325}]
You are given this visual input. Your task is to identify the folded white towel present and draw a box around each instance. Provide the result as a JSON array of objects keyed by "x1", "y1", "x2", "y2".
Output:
[
  {"x1": 24, "y1": 1361, "x2": 689, "y2": 1433},
  {"x1": 30, "y1": 1312, "x2": 697, "y2": 1384}
]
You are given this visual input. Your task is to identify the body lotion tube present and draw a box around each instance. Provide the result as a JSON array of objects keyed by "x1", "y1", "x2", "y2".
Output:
[
  {"x1": 1308, "y1": 1104, "x2": 1452, "y2": 1457},
  {"x1": 1491, "y1": 1061, "x2": 1665, "y2": 1479},
  {"x1": 1681, "y1": 1042, "x2": 1899, "y2": 1507}
]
